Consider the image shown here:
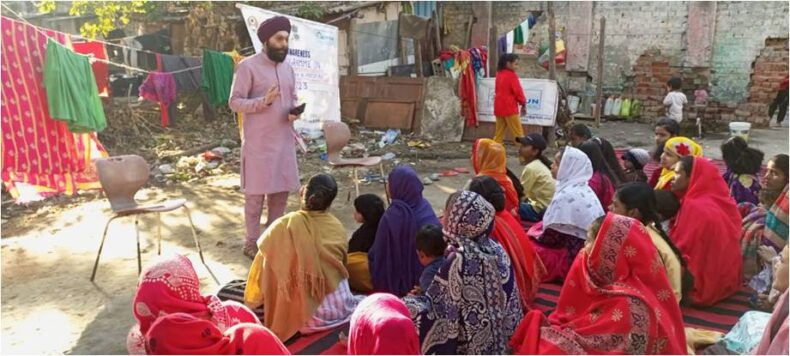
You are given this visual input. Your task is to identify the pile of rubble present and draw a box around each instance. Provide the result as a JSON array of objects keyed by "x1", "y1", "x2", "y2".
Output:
[{"x1": 151, "y1": 139, "x2": 240, "y2": 184}]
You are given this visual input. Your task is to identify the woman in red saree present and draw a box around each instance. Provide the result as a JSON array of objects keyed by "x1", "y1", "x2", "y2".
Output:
[
  {"x1": 670, "y1": 156, "x2": 742, "y2": 306},
  {"x1": 472, "y1": 139, "x2": 520, "y2": 215},
  {"x1": 509, "y1": 213, "x2": 687, "y2": 354},
  {"x1": 348, "y1": 293, "x2": 420, "y2": 355},
  {"x1": 469, "y1": 175, "x2": 547, "y2": 307}
]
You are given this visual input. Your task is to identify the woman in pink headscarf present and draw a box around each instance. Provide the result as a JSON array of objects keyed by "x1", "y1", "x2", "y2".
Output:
[
  {"x1": 127, "y1": 254, "x2": 261, "y2": 355},
  {"x1": 348, "y1": 293, "x2": 420, "y2": 355}
]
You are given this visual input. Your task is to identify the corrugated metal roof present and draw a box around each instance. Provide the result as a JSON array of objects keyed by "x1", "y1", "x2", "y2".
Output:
[{"x1": 413, "y1": 1, "x2": 436, "y2": 18}]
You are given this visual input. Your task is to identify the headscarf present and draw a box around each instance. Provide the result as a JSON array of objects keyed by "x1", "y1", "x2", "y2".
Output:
[
  {"x1": 403, "y1": 191, "x2": 523, "y2": 355},
  {"x1": 472, "y1": 139, "x2": 520, "y2": 214},
  {"x1": 510, "y1": 213, "x2": 688, "y2": 355},
  {"x1": 127, "y1": 254, "x2": 260, "y2": 355},
  {"x1": 623, "y1": 148, "x2": 651, "y2": 170},
  {"x1": 469, "y1": 175, "x2": 546, "y2": 306},
  {"x1": 348, "y1": 294, "x2": 420, "y2": 355},
  {"x1": 655, "y1": 137, "x2": 703, "y2": 190},
  {"x1": 543, "y1": 147, "x2": 605, "y2": 239},
  {"x1": 369, "y1": 165, "x2": 440, "y2": 296},
  {"x1": 753, "y1": 290, "x2": 789, "y2": 355},
  {"x1": 145, "y1": 313, "x2": 289, "y2": 355},
  {"x1": 764, "y1": 185, "x2": 789, "y2": 251},
  {"x1": 257, "y1": 16, "x2": 291, "y2": 44},
  {"x1": 670, "y1": 157, "x2": 742, "y2": 306},
  {"x1": 245, "y1": 209, "x2": 349, "y2": 341}
]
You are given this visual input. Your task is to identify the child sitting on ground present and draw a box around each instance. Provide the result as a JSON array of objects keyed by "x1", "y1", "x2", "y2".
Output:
[
  {"x1": 516, "y1": 133, "x2": 556, "y2": 222},
  {"x1": 721, "y1": 136, "x2": 764, "y2": 205},
  {"x1": 411, "y1": 224, "x2": 447, "y2": 295},
  {"x1": 621, "y1": 148, "x2": 650, "y2": 183},
  {"x1": 655, "y1": 189, "x2": 681, "y2": 233},
  {"x1": 349, "y1": 194, "x2": 386, "y2": 254}
]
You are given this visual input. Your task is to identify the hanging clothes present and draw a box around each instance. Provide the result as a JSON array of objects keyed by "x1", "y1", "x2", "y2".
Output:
[
  {"x1": 134, "y1": 29, "x2": 172, "y2": 71},
  {"x1": 202, "y1": 49, "x2": 235, "y2": 107},
  {"x1": 160, "y1": 54, "x2": 202, "y2": 92},
  {"x1": 139, "y1": 70, "x2": 176, "y2": 127},
  {"x1": 43, "y1": 39, "x2": 107, "y2": 133},
  {"x1": 506, "y1": 31, "x2": 514, "y2": 53},
  {"x1": 1, "y1": 16, "x2": 107, "y2": 203},
  {"x1": 120, "y1": 38, "x2": 143, "y2": 70},
  {"x1": 457, "y1": 50, "x2": 479, "y2": 127},
  {"x1": 71, "y1": 41, "x2": 109, "y2": 97},
  {"x1": 224, "y1": 50, "x2": 246, "y2": 136},
  {"x1": 513, "y1": 23, "x2": 525, "y2": 45}
]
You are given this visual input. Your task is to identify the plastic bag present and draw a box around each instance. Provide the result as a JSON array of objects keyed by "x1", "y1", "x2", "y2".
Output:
[{"x1": 749, "y1": 264, "x2": 773, "y2": 294}]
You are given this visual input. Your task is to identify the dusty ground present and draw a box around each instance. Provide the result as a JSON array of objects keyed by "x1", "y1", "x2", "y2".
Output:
[{"x1": 1, "y1": 117, "x2": 787, "y2": 354}]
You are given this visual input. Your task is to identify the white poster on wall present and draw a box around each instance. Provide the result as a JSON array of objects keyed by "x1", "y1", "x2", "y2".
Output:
[
  {"x1": 237, "y1": 4, "x2": 340, "y2": 134},
  {"x1": 476, "y1": 78, "x2": 559, "y2": 126}
]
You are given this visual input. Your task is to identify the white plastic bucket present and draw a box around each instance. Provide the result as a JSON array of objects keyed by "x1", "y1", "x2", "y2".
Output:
[{"x1": 729, "y1": 122, "x2": 751, "y2": 142}]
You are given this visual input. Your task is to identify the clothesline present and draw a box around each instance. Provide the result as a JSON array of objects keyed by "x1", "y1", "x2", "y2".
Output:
[{"x1": 1, "y1": 5, "x2": 201, "y2": 75}]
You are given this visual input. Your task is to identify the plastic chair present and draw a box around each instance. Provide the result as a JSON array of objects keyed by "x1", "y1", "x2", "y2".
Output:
[
  {"x1": 322, "y1": 121, "x2": 389, "y2": 202},
  {"x1": 89, "y1": 155, "x2": 216, "y2": 283}
]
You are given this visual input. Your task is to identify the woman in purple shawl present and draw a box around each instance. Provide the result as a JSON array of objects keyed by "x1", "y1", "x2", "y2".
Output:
[{"x1": 368, "y1": 165, "x2": 440, "y2": 296}]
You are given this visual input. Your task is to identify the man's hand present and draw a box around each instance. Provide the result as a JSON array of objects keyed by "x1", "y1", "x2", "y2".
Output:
[
  {"x1": 520, "y1": 105, "x2": 527, "y2": 116},
  {"x1": 408, "y1": 286, "x2": 423, "y2": 296},
  {"x1": 261, "y1": 84, "x2": 280, "y2": 107},
  {"x1": 288, "y1": 114, "x2": 301, "y2": 122}
]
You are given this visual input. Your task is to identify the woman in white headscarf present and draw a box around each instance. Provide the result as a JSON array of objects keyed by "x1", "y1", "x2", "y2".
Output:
[{"x1": 527, "y1": 146, "x2": 605, "y2": 281}]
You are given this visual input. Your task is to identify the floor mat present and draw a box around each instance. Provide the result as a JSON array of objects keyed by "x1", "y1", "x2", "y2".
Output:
[
  {"x1": 285, "y1": 323, "x2": 349, "y2": 355},
  {"x1": 532, "y1": 282, "x2": 754, "y2": 334}
]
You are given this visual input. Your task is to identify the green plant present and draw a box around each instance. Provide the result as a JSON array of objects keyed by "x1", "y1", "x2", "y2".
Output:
[
  {"x1": 36, "y1": 1, "x2": 164, "y2": 38},
  {"x1": 296, "y1": 3, "x2": 325, "y2": 21}
]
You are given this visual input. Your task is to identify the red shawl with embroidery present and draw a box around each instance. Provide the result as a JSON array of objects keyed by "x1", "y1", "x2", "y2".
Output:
[{"x1": 510, "y1": 214, "x2": 687, "y2": 354}]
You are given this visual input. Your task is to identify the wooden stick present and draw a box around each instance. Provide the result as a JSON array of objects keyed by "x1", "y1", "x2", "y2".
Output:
[
  {"x1": 595, "y1": 17, "x2": 605, "y2": 128},
  {"x1": 465, "y1": 15, "x2": 474, "y2": 49},
  {"x1": 433, "y1": 10, "x2": 442, "y2": 51},
  {"x1": 547, "y1": 1, "x2": 557, "y2": 80}
]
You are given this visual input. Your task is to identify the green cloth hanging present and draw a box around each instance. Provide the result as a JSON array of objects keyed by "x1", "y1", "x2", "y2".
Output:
[
  {"x1": 201, "y1": 49, "x2": 235, "y2": 107},
  {"x1": 513, "y1": 24, "x2": 524, "y2": 45},
  {"x1": 43, "y1": 39, "x2": 107, "y2": 133}
]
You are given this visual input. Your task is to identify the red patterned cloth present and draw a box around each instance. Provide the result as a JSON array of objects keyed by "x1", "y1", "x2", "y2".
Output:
[
  {"x1": 127, "y1": 254, "x2": 261, "y2": 355},
  {"x1": 510, "y1": 214, "x2": 687, "y2": 354},
  {"x1": 1, "y1": 17, "x2": 107, "y2": 203}
]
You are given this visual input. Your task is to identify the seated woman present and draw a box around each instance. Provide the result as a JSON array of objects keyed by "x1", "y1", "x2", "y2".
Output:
[
  {"x1": 145, "y1": 313, "x2": 289, "y2": 355},
  {"x1": 403, "y1": 191, "x2": 522, "y2": 355},
  {"x1": 346, "y1": 194, "x2": 385, "y2": 293},
  {"x1": 348, "y1": 293, "x2": 419, "y2": 355},
  {"x1": 369, "y1": 165, "x2": 440, "y2": 297},
  {"x1": 741, "y1": 154, "x2": 789, "y2": 279},
  {"x1": 655, "y1": 136, "x2": 703, "y2": 190},
  {"x1": 469, "y1": 175, "x2": 547, "y2": 306},
  {"x1": 509, "y1": 213, "x2": 688, "y2": 355},
  {"x1": 127, "y1": 254, "x2": 261, "y2": 354},
  {"x1": 649, "y1": 118, "x2": 682, "y2": 187},
  {"x1": 671, "y1": 156, "x2": 743, "y2": 306},
  {"x1": 568, "y1": 123, "x2": 628, "y2": 186},
  {"x1": 610, "y1": 182, "x2": 692, "y2": 304},
  {"x1": 579, "y1": 140, "x2": 616, "y2": 210},
  {"x1": 245, "y1": 174, "x2": 360, "y2": 341},
  {"x1": 529, "y1": 146, "x2": 605, "y2": 282},
  {"x1": 721, "y1": 136, "x2": 764, "y2": 205},
  {"x1": 472, "y1": 138, "x2": 520, "y2": 215},
  {"x1": 753, "y1": 246, "x2": 789, "y2": 354}
]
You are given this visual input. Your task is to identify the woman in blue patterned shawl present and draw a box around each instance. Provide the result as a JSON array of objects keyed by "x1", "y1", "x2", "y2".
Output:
[{"x1": 403, "y1": 190, "x2": 523, "y2": 354}]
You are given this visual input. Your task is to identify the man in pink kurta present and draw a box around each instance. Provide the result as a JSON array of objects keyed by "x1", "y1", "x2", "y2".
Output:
[{"x1": 229, "y1": 16, "x2": 301, "y2": 259}]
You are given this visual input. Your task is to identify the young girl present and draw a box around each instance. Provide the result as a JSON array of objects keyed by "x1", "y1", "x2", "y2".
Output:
[
  {"x1": 610, "y1": 182, "x2": 694, "y2": 304},
  {"x1": 721, "y1": 136, "x2": 764, "y2": 205},
  {"x1": 493, "y1": 53, "x2": 526, "y2": 145},
  {"x1": 349, "y1": 194, "x2": 386, "y2": 253},
  {"x1": 650, "y1": 118, "x2": 681, "y2": 187},
  {"x1": 621, "y1": 148, "x2": 650, "y2": 183},
  {"x1": 578, "y1": 141, "x2": 616, "y2": 210}
]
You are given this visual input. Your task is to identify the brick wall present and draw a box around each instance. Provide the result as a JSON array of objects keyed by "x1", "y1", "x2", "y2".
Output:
[{"x1": 711, "y1": 1, "x2": 790, "y2": 102}]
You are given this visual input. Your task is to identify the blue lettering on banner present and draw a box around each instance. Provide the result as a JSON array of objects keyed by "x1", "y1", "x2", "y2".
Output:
[{"x1": 288, "y1": 48, "x2": 311, "y2": 58}]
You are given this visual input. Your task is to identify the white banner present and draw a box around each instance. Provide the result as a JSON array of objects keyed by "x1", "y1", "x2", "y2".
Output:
[
  {"x1": 237, "y1": 4, "x2": 340, "y2": 134},
  {"x1": 476, "y1": 78, "x2": 558, "y2": 126}
]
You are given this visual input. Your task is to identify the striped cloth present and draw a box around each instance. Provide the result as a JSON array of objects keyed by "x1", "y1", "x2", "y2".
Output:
[{"x1": 532, "y1": 282, "x2": 755, "y2": 334}]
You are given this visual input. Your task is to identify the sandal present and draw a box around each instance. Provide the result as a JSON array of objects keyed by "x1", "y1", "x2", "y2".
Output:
[
  {"x1": 453, "y1": 167, "x2": 470, "y2": 174},
  {"x1": 440, "y1": 170, "x2": 459, "y2": 177}
]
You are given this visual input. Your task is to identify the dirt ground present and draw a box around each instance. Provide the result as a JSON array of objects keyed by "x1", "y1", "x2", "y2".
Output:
[{"x1": 2, "y1": 115, "x2": 787, "y2": 354}]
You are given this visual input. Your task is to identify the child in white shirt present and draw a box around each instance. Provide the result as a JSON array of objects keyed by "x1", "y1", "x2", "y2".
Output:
[{"x1": 663, "y1": 77, "x2": 687, "y2": 123}]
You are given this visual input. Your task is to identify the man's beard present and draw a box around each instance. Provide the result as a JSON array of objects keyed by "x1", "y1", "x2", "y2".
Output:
[{"x1": 265, "y1": 45, "x2": 288, "y2": 63}]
